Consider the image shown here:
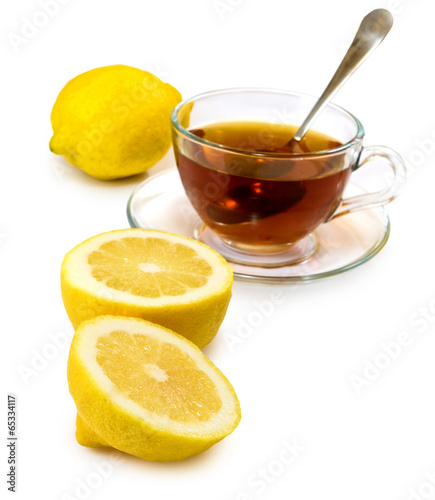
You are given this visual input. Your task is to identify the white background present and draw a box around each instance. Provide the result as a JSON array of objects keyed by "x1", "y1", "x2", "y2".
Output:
[{"x1": 2, "y1": 0, "x2": 435, "y2": 499}]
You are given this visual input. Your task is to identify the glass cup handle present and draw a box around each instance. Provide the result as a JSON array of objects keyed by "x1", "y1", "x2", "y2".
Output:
[{"x1": 329, "y1": 145, "x2": 408, "y2": 220}]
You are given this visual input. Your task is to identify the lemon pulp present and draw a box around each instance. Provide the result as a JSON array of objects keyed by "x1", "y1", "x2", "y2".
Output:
[
  {"x1": 96, "y1": 329, "x2": 222, "y2": 423},
  {"x1": 88, "y1": 237, "x2": 213, "y2": 298}
]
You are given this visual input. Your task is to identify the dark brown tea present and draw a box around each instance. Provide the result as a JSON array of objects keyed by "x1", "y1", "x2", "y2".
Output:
[{"x1": 176, "y1": 121, "x2": 353, "y2": 248}]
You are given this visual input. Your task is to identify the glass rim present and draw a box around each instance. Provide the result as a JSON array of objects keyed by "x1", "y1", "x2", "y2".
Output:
[{"x1": 170, "y1": 87, "x2": 365, "y2": 158}]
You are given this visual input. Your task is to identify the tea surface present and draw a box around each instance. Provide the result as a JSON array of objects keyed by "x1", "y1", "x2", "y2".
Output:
[{"x1": 190, "y1": 121, "x2": 342, "y2": 155}]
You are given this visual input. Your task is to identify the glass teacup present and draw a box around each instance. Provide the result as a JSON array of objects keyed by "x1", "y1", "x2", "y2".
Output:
[{"x1": 171, "y1": 88, "x2": 406, "y2": 267}]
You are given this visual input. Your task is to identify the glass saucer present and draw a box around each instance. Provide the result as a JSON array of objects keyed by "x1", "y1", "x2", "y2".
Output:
[{"x1": 127, "y1": 167, "x2": 390, "y2": 284}]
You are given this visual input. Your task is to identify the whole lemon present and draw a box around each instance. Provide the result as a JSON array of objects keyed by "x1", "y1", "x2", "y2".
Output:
[{"x1": 49, "y1": 65, "x2": 182, "y2": 180}]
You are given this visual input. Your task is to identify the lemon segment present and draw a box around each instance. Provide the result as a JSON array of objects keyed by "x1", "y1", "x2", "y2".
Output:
[
  {"x1": 68, "y1": 316, "x2": 241, "y2": 461},
  {"x1": 61, "y1": 229, "x2": 233, "y2": 348}
]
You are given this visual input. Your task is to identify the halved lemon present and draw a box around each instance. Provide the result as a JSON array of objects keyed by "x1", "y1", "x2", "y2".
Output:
[
  {"x1": 61, "y1": 229, "x2": 233, "y2": 348},
  {"x1": 67, "y1": 316, "x2": 241, "y2": 461},
  {"x1": 75, "y1": 414, "x2": 109, "y2": 448}
]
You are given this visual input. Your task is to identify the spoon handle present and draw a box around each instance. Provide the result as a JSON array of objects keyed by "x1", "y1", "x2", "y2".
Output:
[{"x1": 292, "y1": 9, "x2": 393, "y2": 142}]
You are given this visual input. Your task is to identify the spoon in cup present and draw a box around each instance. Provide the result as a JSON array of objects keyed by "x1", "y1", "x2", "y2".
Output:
[{"x1": 207, "y1": 9, "x2": 394, "y2": 225}]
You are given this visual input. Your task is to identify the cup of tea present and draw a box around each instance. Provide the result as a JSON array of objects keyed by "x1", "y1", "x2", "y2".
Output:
[{"x1": 171, "y1": 88, "x2": 406, "y2": 266}]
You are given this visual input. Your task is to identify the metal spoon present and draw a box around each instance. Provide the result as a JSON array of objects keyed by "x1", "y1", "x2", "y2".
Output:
[
  {"x1": 288, "y1": 8, "x2": 393, "y2": 148},
  {"x1": 207, "y1": 9, "x2": 394, "y2": 225},
  {"x1": 207, "y1": 181, "x2": 306, "y2": 226}
]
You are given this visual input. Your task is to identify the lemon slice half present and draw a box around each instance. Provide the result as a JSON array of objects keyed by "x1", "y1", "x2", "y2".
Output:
[
  {"x1": 61, "y1": 229, "x2": 233, "y2": 348},
  {"x1": 68, "y1": 316, "x2": 241, "y2": 461}
]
